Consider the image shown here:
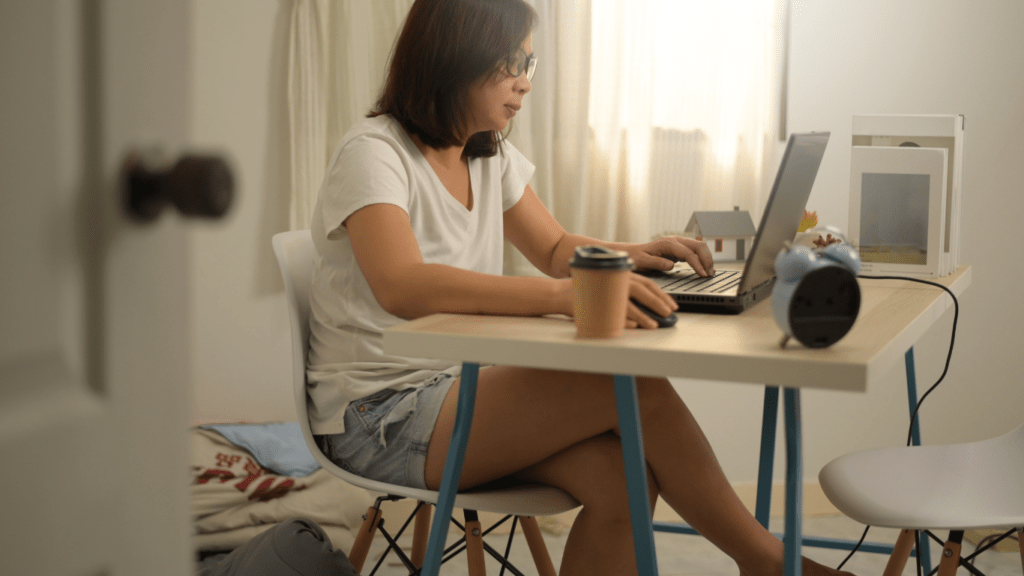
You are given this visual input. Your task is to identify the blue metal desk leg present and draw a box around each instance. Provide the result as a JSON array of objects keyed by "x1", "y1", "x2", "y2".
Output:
[
  {"x1": 614, "y1": 374, "x2": 659, "y2": 575},
  {"x1": 783, "y1": 388, "x2": 803, "y2": 576},
  {"x1": 905, "y1": 348, "x2": 932, "y2": 575},
  {"x1": 756, "y1": 386, "x2": 780, "y2": 529},
  {"x1": 420, "y1": 362, "x2": 479, "y2": 576}
]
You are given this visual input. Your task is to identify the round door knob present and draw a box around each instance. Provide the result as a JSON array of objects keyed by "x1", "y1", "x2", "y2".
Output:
[{"x1": 123, "y1": 152, "x2": 235, "y2": 222}]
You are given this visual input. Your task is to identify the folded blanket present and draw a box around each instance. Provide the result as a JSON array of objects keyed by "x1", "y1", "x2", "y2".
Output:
[
  {"x1": 202, "y1": 423, "x2": 319, "y2": 477},
  {"x1": 191, "y1": 427, "x2": 370, "y2": 552}
]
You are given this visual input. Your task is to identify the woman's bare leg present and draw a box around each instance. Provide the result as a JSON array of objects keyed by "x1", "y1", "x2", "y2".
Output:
[
  {"x1": 424, "y1": 367, "x2": 850, "y2": 576},
  {"x1": 511, "y1": 432, "x2": 660, "y2": 576}
]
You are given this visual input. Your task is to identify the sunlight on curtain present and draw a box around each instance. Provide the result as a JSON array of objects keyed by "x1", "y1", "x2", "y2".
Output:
[
  {"x1": 651, "y1": 0, "x2": 778, "y2": 168},
  {"x1": 586, "y1": 0, "x2": 786, "y2": 242},
  {"x1": 585, "y1": 0, "x2": 657, "y2": 242}
]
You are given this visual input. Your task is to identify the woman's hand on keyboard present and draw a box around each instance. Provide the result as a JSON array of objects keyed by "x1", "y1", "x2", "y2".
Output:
[{"x1": 628, "y1": 236, "x2": 716, "y2": 277}]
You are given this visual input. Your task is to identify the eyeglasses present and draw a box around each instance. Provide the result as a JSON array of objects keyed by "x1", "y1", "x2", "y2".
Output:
[{"x1": 505, "y1": 49, "x2": 537, "y2": 82}]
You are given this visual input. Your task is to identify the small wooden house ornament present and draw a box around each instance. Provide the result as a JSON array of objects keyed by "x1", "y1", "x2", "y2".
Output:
[{"x1": 684, "y1": 207, "x2": 757, "y2": 262}]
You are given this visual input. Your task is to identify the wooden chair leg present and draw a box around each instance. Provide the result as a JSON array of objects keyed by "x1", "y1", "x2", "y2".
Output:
[
  {"x1": 464, "y1": 510, "x2": 487, "y2": 576},
  {"x1": 519, "y1": 516, "x2": 558, "y2": 576},
  {"x1": 936, "y1": 531, "x2": 964, "y2": 576},
  {"x1": 883, "y1": 529, "x2": 918, "y2": 576},
  {"x1": 349, "y1": 505, "x2": 382, "y2": 574},
  {"x1": 410, "y1": 501, "x2": 432, "y2": 568},
  {"x1": 1017, "y1": 528, "x2": 1023, "y2": 575}
]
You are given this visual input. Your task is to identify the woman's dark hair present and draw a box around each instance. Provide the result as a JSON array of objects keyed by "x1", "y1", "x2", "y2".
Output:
[{"x1": 369, "y1": 0, "x2": 538, "y2": 158}]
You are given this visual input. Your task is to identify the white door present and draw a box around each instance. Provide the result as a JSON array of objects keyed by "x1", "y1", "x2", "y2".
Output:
[{"x1": 1, "y1": 1, "x2": 199, "y2": 574}]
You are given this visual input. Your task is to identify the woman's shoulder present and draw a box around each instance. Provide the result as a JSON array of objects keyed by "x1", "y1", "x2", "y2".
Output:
[
  {"x1": 328, "y1": 115, "x2": 417, "y2": 171},
  {"x1": 340, "y1": 115, "x2": 410, "y2": 151},
  {"x1": 477, "y1": 137, "x2": 533, "y2": 178}
]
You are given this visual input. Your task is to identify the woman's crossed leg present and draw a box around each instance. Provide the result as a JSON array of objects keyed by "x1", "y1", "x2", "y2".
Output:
[{"x1": 424, "y1": 366, "x2": 853, "y2": 576}]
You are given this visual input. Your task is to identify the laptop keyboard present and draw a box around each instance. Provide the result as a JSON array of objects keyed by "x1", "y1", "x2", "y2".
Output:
[{"x1": 651, "y1": 270, "x2": 742, "y2": 294}]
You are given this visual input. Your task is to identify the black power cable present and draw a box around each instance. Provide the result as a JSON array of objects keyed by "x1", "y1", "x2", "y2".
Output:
[{"x1": 834, "y1": 275, "x2": 960, "y2": 572}]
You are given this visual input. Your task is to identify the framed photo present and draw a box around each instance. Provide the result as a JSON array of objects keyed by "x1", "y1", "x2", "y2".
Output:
[
  {"x1": 852, "y1": 114, "x2": 965, "y2": 275},
  {"x1": 848, "y1": 145, "x2": 947, "y2": 278}
]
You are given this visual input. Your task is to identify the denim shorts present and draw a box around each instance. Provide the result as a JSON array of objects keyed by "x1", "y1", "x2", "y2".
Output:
[{"x1": 315, "y1": 371, "x2": 457, "y2": 490}]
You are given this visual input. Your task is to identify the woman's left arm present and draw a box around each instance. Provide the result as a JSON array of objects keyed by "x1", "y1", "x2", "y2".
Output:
[{"x1": 503, "y1": 185, "x2": 716, "y2": 278}]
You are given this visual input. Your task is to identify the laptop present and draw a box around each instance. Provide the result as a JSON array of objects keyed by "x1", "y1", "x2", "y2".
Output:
[{"x1": 641, "y1": 131, "x2": 830, "y2": 314}]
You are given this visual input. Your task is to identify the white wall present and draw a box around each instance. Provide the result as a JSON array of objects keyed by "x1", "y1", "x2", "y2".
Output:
[
  {"x1": 780, "y1": 0, "x2": 1024, "y2": 480},
  {"x1": 188, "y1": 0, "x2": 295, "y2": 424},
  {"x1": 184, "y1": 1, "x2": 1024, "y2": 485}
]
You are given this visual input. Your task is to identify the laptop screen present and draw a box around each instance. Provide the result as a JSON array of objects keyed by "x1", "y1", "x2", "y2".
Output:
[{"x1": 738, "y1": 132, "x2": 830, "y2": 292}]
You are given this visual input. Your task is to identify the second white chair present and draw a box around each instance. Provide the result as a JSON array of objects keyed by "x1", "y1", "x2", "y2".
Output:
[{"x1": 819, "y1": 423, "x2": 1024, "y2": 576}]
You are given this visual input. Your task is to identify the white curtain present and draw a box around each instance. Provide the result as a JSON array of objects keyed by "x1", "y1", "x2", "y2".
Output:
[
  {"x1": 286, "y1": 0, "x2": 414, "y2": 231},
  {"x1": 505, "y1": 0, "x2": 598, "y2": 274},
  {"x1": 287, "y1": 0, "x2": 327, "y2": 231}
]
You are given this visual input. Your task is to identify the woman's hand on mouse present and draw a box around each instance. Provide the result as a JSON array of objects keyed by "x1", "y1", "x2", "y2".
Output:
[
  {"x1": 626, "y1": 274, "x2": 677, "y2": 329},
  {"x1": 555, "y1": 275, "x2": 677, "y2": 330}
]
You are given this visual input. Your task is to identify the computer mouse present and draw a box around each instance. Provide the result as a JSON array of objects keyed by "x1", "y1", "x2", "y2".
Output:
[{"x1": 631, "y1": 299, "x2": 678, "y2": 328}]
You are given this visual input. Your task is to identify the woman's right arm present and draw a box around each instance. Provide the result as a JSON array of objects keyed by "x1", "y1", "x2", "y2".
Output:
[{"x1": 343, "y1": 203, "x2": 573, "y2": 320}]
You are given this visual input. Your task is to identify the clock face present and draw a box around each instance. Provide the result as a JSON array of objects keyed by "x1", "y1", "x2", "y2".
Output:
[{"x1": 788, "y1": 266, "x2": 861, "y2": 348}]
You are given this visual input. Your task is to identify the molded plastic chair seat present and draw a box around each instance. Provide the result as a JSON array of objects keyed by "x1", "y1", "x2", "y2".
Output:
[
  {"x1": 272, "y1": 229, "x2": 578, "y2": 575},
  {"x1": 819, "y1": 423, "x2": 1024, "y2": 531},
  {"x1": 304, "y1": 451, "x2": 580, "y2": 518},
  {"x1": 819, "y1": 423, "x2": 1024, "y2": 576}
]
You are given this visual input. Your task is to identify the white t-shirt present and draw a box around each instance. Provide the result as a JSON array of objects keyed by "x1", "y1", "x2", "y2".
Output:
[{"x1": 306, "y1": 115, "x2": 534, "y2": 435}]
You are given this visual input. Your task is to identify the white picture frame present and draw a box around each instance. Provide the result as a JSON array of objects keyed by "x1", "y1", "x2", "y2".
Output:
[
  {"x1": 852, "y1": 114, "x2": 965, "y2": 275},
  {"x1": 848, "y1": 146, "x2": 947, "y2": 278}
]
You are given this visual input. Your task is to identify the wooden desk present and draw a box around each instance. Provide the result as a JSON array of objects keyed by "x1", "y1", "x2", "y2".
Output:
[{"x1": 384, "y1": 266, "x2": 971, "y2": 576}]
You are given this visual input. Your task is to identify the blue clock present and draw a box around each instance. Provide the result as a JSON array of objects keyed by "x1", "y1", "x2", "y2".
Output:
[{"x1": 772, "y1": 242, "x2": 862, "y2": 348}]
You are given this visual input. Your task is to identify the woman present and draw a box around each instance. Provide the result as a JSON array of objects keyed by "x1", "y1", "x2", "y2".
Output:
[{"x1": 307, "y1": 1, "x2": 852, "y2": 575}]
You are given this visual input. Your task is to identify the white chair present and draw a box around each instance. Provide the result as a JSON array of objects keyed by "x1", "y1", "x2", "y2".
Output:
[
  {"x1": 272, "y1": 229, "x2": 579, "y2": 575},
  {"x1": 819, "y1": 423, "x2": 1024, "y2": 576}
]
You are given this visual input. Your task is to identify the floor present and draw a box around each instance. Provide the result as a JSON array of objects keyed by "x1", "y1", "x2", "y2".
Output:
[{"x1": 360, "y1": 513, "x2": 1022, "y2": 576}]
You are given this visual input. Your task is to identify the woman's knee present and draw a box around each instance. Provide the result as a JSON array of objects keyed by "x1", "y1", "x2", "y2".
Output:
[
  {"x1": 635, "y1": 376, "x2": 683, "y2": 421},
  {"x1": 571, "y1": 436, "x2": 659, "y2": 524},
  {"x1": 636, "y1": 376, "x2": 675, "y2": 399}
]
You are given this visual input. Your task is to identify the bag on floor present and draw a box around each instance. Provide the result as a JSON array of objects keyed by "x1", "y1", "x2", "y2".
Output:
[{"x1": 197, "y1": 517, "x2": 359, "y2": 576}]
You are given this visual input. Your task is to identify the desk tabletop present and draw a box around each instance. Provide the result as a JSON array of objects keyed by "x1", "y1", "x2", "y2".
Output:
[{"x1": 384, "y1": 267, "x2": 971, "y2": 393}]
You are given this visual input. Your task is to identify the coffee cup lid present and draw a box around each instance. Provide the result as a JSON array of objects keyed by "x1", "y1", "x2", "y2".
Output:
[{"x1": 569, "y1": 245, "x2": 634, "y2": 270}]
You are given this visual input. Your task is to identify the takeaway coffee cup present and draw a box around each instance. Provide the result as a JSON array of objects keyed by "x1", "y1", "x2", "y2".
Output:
[{"x1": 569, "y1": 245, "x2": 634, "y2": 338}]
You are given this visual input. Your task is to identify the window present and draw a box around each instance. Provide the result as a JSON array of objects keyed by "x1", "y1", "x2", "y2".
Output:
[
  {"x1": 586, "y1": 0, "x2": 785, "y2": 240},
  {"x1": 590, "y1": 0, "x2": 781, "y2": 162},
  {"x1": 648, "y1": 0, "x2": 780, "y2": 168}
]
